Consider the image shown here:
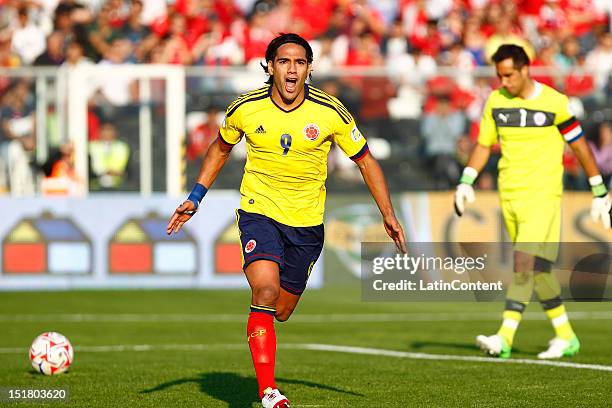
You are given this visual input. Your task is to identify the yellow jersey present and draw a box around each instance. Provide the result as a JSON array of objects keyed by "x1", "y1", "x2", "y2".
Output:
[
  {"x1": 478, "y1": 81, "x2": 583, "y2": 200},
  {"x1": 219, "y1": 84, "x2": 369, "y2": 227}
]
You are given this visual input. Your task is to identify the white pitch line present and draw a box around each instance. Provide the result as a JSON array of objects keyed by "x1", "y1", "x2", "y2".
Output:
[
  {"x1": 288, "y1": 343, "x2": 612, "y2": 373},
  {"x1": 1, "y1": 343, "x2": 611, "y2": 372},
  {"x1": 1, "y1": 311, "x2": 612, "y2": 323}
]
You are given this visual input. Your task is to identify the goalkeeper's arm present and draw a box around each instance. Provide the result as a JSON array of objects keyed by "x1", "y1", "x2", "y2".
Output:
[
  {"x1": 454, "y1": 143, "x2": 491, "y2": 217},
  {"x1": 568, "y1": 136, "x2": 611, "y2": 229}
]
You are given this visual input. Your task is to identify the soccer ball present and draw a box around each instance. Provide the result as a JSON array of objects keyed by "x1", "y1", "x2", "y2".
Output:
[{"x1": 29, "y1": 332, "x2": 74, "y2": 375}]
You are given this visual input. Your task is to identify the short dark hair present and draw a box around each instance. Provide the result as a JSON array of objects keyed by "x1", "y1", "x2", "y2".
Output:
[
  {"x1": 261, "y1": 33, "x2": 313, "y2": 84},
  {"x1": 491, "y1": 44, "x2": 530, "y2": 69}
]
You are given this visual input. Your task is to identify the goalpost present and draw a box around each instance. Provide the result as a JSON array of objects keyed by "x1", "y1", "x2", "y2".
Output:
[{"x1": 66, "y1": 64, "x2": 186, "y2": 195}]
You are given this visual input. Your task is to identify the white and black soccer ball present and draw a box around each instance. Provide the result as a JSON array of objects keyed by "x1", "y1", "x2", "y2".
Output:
[{"x1": 29, "y1": 332, "x2": 74, "y2": 375}]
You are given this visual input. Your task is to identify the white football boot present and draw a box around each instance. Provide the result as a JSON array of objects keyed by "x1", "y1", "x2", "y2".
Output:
[
  {"x1": 261, "y1": 387, "x2": 290, "y2": 408},
  {"x1": 476, "y1": 334, "x2": 511, "y2": 358},
  {"x1": 537, "y1": 336, "x2": 580, "y2": 359}
]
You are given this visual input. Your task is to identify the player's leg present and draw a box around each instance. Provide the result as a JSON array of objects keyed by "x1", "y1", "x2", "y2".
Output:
[
  {"x1": 275, "y1": 288, "x2": 301, "y2": 322},
  {"x1": 275, "y1": 222, "x2": 324, "y2": 322},
  {"x1": 477, "y1": 249, "x2": 534, "y2": 358},
  {"x1": 534, "y1": 259, "x2": 579, "y2": 358},
  {"x1": 477, "y1": 199, "x2": 532, "y2": 358},
  {"x1": 237, "y1": 210, "x2": 289, "y2": 407},
  {"x1": 244, "y1": 260, "x2": 289, "y2": 407},
  {"x1": 529, "y1": 200, "x2": 579, "y2": 358}
]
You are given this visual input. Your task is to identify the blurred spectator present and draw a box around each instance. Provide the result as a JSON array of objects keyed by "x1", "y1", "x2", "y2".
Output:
[
  {"x1": 310, "y1": 34, "x2": 338, "y2": 75},
  {"x1": 562, "y1": 144, "x2": 584, "y2": 190},
  {"x1": 455, "y1": 135, "x2": 472, "y2": 167},
  {"x1": 484, "y1": 16, "x2": 534, "y2": 63},
  {"x1": 531, "y1": 44, "x2": 560, "y2": 89},
  {"x1": 565, "y1": 0, "x2": 598, "y2": 40},
  {"x1": 86, "y1": 3, "x2": 118, "y2": 61},
  {"x1": 266, "y1": 0, "x2": 295, "y2": 36},
  {"x1": 476, "y1": 171, "x2": 495, "y2": 191},
  {"x1": 585, "y1": 33, "x2": 612, "y2": 94},
  {"x1": 89, "y1": 122, "x2": 130, "y2": 190},
  {"x1": 411, "y1": 19, "x2": 443, "y2": 58},
  {"x1": 94, "y1": 38, "x2": 137, "y2": 106},
  {"x1": 40, "y1": 142, "x2": 81, "y2": 196},
  {"x1": 401, "y1": 0, "x2": 428, "y2": 45},
  {"x1": 11, "y1": 7, "x2": 46, "y2": 65},
  {"x1": 292, "y1": 0, "x2": 336, "y2": 39},
  {"x1": 440, "y1": 42, "x2": 476, "y2": 90},
  {"x1": 0, "y1": 80, "x2": 36, "y2": 196},
  {"x1": 538, "y1": 0, "x2": 569, "y2": 38},
  {"x1": 0, "y1": 34, "x2": 20, "y2": 69},
  {"x1": 243, "y1": 4, "x2": 275, "y2": 64},
  {"x1": 191, "y1": 17, "x2": 244, "y2": 65},
  {"x1": 420, "y1": 95, "x2": 465, "y2": 189},
  {"x1": 160, "y1": 13, "x2": 194, "y2": 65},
  {"x1": 52, "y1": 1, "x2": 86, "y2": 43},
  {"x1": 555, "y1": 37, "x2": 580, "y2": 69},
  {"x1": 439, "y1": 10, "x2": 464, "y2": 50},
  {"x1": 381, "y1": 18, "x2": 408, "y2": 59},
  {"x1": 346, "y1": 30, "x2": 383, "y2": 66},
  {"x1": 141, "y1": 0, "x2": 169, "y2": 26},
  {"x1": 63, "y1": 40, "x2": 93, "y2": 68},
  {"x1": 463, "y1": 17, "x2": 487, "y2": 66},
  {"x1": 564, "y1": 52, "x2": 595, "y2": 104},
  {"x1": 186, "y1": 106, "x2": 220, "y2": 161},
  {"x1": 588, "y1": 122, "x2": 612, "y2": 187},
  {"x1": 121, "y1": 0, "x2": 159, "y2": 62},
  {"x1": 33, "y1": 31, "x2": 65, "y2": 66}
]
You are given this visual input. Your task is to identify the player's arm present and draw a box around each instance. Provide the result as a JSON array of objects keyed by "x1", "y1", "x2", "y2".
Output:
[
  {"x1": 454, "y1": 144, "x2": 491, "y2": 217},
  {"x1": 455, "y1": 95, "x2": 497, "y2": 217},
  {"x1": 166, "y1": 136, "x2": 233, "y2": 235},
  {"x1": 355, "y1": 152, "x2": 407, "y2": 253},
  {"x1": 567, "y1": 132, "x2": 612, "y2": 229}
]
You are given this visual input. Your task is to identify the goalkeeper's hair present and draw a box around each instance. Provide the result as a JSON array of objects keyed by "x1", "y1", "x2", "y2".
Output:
[
  {"x1": 492, "y1": 44, "x2": 530, "y2": 69},
  {"x1": 262, "y1": 33, "x2": 313, "y2": 84}
]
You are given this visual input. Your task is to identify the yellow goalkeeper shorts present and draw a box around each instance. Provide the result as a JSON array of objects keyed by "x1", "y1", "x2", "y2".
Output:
[{"x1": 501, "y1": 196, "x2": 561, "y2": 262}]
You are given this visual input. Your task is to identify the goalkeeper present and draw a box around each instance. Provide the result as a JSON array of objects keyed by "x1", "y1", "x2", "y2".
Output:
[{"x1": 455, "y1": 44, "x2": 611, "y2": 359}]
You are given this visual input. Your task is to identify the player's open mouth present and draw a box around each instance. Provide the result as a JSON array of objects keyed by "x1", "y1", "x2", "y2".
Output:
[{"x1": 285, "y1": 78, "x2": 297, "y2": 93}]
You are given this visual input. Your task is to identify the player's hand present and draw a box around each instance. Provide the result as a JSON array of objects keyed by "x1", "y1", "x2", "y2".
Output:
[
  {"x1": 454, "y1": 183, "x2": 475, "y2": 217},
  {"x1": 383, "y1": 215, "x2": 407, "y2": 254},
  {"x1": 591, "y1": 193, "x2": 612, "y2": 229},
  {"x1": 166, "y1": 200, "x2": 197, "y2": 235}
]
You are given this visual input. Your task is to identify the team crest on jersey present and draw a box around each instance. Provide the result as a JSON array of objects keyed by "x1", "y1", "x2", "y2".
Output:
[
  {"x1": 351, "y1": 126, "x2": 363, "y2": 142},
  {"x1": 303, "y1": 124, "x2": 320, "y2": 141},
  {"x1": 245, "y1": 239, "x2": 257, "y2": 253},
  {"x1": 533, "y1": 112, "x2": 546, "y2": 126}
]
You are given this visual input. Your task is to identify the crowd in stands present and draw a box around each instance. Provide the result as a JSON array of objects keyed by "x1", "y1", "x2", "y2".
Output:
[{"x1": 0, "y1": 0, "x2": 611, "y2": 194}]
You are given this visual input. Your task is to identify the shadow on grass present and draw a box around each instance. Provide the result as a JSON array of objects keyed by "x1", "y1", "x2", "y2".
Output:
[
  {"x1": 410, "y1": 340, "x2": 526, "y2": 355},
  {"x1": 141, "y1": 372, "x2": 363, "y2": 408}
]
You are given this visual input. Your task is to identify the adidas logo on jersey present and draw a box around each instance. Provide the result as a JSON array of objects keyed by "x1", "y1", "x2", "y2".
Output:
[{"x1": 255, "y1": 125, "x2": 266, "y2": 134}]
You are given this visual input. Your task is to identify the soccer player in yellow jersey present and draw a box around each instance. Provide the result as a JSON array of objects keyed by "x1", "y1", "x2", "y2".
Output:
[
  {"x1": 167, "y1": 33, "x2": 406, "y2": 408},
  {"x1": 455, "y1": 44, "x2": 612, "y2": 360}
]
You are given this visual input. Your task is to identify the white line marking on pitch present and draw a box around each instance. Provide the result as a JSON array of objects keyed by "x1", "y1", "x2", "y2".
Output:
[
  {"x1": 287, "y1": 343, "x2": 612, "y2": 373},
  {"x1": 2, "y1": 311, "x2": 612, "y2": 323},
  {"x1": 1, "y1": 343, "x2": 611, "y2": 372}
]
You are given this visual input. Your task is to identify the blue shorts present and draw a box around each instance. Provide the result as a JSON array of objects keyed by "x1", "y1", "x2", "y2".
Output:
[{"x1": 236, "y1": 209, "x2": 324, "y2": 295}]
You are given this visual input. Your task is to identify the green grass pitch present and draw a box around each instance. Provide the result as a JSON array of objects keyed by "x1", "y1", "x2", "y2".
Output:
[{"x1": 1, "y1": 288, "x2": 611, "y2": 407}]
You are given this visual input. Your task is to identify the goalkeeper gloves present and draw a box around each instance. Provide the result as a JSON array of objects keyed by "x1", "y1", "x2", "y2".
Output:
[
  {"x1": 589, "y1": 175, "x2": 612, "y2": 229},
  {"x1": 454, "y1": 167, "x2": 477, "y2": 217}
]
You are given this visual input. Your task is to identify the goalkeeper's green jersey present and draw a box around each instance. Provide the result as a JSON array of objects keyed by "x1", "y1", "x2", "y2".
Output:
[{"x1": 478, "y1": 81, "x2": 583, "y2": 200}]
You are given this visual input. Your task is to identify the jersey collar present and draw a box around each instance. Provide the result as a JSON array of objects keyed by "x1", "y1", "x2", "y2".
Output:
[
  {"x1": 268, "y1": 83, "x2": 310, "y2": 113},
  {"x1": 524, "y1": 81, "x2": 542, "y2": 100}
]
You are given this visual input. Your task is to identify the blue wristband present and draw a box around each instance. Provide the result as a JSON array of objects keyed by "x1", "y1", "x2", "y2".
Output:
[{"x1": 187, "y1": 183, "x2": 208, "y2": 210}]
